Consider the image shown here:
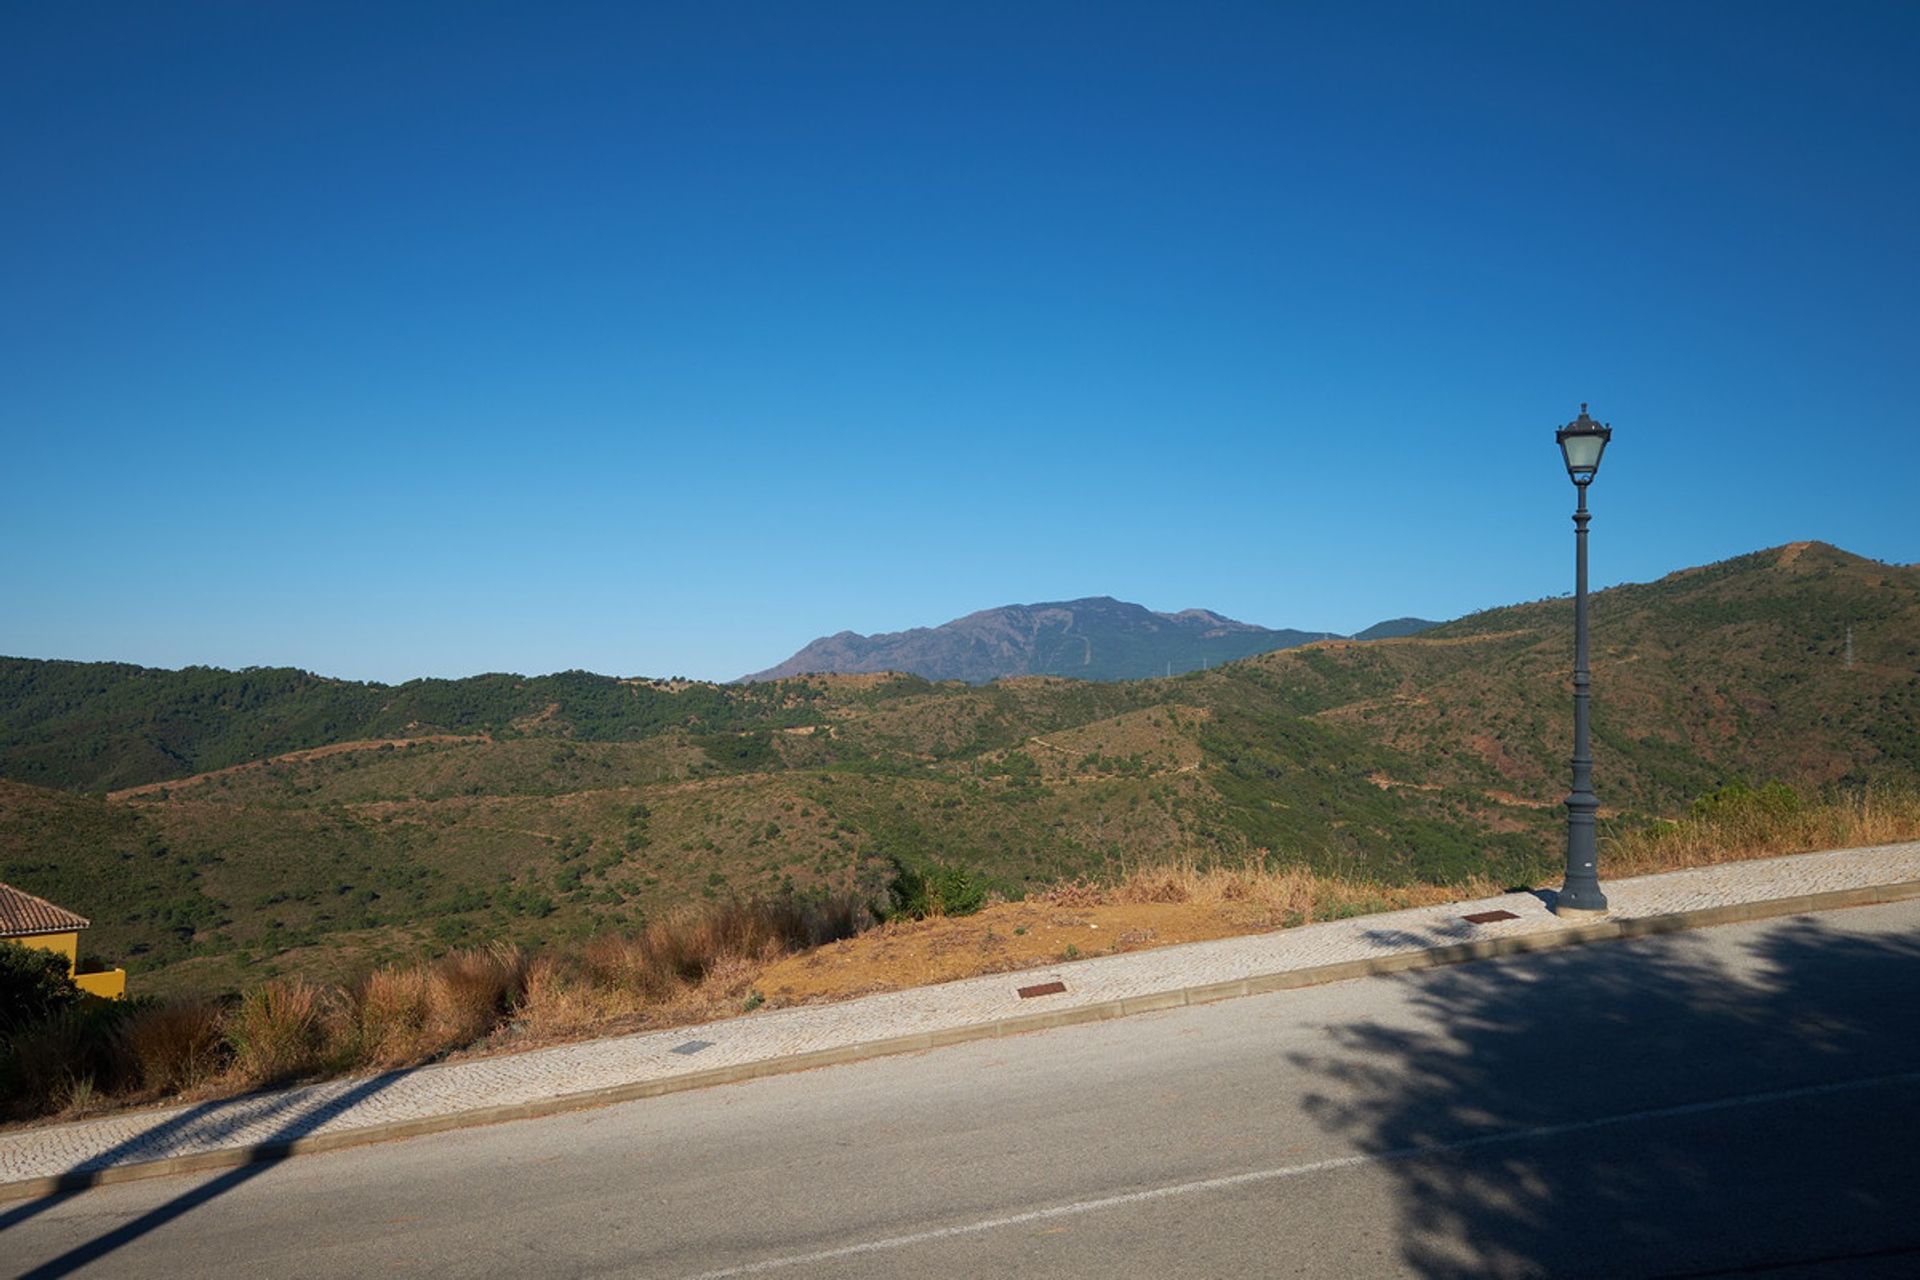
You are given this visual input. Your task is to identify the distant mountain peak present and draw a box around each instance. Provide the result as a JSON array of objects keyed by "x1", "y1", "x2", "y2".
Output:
[
  {"x1": 741, "y1": 599, "x2": 1436, "y2": 684},
  {"x1": 1155, "y1": 607, "x2": 1251, "y2": 628}
]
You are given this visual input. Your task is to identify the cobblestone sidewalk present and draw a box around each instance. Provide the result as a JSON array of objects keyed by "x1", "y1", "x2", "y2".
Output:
[{"x1": 5, "y1": 841, "x2": 1918, "y2": 1197}]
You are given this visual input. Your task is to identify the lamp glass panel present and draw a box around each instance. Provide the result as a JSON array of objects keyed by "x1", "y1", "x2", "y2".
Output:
[{"x1": 1560, "y1": 432, "x2": 1606, "y2": 474}]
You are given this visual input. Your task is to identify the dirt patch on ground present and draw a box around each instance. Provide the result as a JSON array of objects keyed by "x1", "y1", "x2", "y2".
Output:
[
  {"x1": 757, "y1": 898, "x2": 1278, "y2": 1003},
  {"x1": 1464, "y1": 731, "x2": 1546, "y2": 784},
  {"x1": 512, "y1": 702, "x2": 562, "y2": 731},
  {"x1": 1324, "y1": 630, "x2": 1529, "y2": 648},
  {"x1": 794, "y1": 672, "x2": 914, "y2": 691},
  {"x1": 1367, "y1": 771, "x2": 1441, "y2": 792},
  {"x1": 1482, "y1": 788, "x2": 1555, "y2": 809}
]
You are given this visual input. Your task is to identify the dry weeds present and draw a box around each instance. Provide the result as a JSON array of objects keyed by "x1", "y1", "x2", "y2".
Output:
[
  {"x1": 1605, "y1": 783, "x2": 1920, "y2": 877},
  {"x1": 121, "y1": 998, "x2": 226, "y2": 1093},
  {"x1": 516, "y1": 954, "x2": 642, "y2": 1039},
  {"x1": 228, "y1": 978, "x2": 330, "y2": 1086},
  {"x1": 1042, "y1": 854, "x2": 1497, "y2": 925},
  {"x1": 9, "y1": 790, "x2": 1916, "y2": 1128},
  {"x1": 430, "y1": 943, "x2": 525, "y2": 1045}
]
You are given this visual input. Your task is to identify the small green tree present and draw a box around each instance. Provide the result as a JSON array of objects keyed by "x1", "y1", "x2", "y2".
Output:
[
  {"x1": 884, "y1": 856, "x2": 988, "y2": 919},
  {"x1": 1691, "y1": 778, "x2": 1802, "y2": 823}
]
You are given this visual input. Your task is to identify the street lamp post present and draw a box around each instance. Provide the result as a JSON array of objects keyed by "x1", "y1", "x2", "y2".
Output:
[{"x1": 1555, "y1": 404, "x2": 1612, "y2": 918}]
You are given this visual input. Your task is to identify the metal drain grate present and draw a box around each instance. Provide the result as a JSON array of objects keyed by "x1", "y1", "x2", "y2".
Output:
[
  {"x1": 1017, "y1": 981, "x2": 1067, "y2": 999},
  {"x1": 1461, "y1": 910, "x2": 1520, "y2": 924},
  {"x1": 670, "y1": 1039, "x2": 714, "y2": 1056}
]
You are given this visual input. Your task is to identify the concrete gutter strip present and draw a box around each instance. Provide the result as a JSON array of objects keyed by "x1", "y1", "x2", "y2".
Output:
[{"x1": 4, "y1": 854, "x2": 1918, "y2": 1203}]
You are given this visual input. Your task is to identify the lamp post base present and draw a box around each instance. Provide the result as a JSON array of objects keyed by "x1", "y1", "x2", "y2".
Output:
[{"x1": 1553, "y1": 904, "x2": 1610, "y2": 921}]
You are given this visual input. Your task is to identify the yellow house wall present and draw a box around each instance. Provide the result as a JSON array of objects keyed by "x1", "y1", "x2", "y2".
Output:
[
  {"x1": 76, "y1": 969, "x2": 126, "y2": 999},
  {"x1": 3, "y1": 932, "x2": 125, "y2": 998},
  {"x1": 8, "y1": 931, "x2": 78, "y2": 966}
]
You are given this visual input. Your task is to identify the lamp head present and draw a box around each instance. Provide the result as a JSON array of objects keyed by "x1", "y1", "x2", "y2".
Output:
[{"x1": 1556, "y1": 403, "x2": 1612, "y2": 484}]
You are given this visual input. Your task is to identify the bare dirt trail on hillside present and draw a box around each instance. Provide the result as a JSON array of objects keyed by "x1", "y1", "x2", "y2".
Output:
[{"x1": 108, "y1": 734, "x2": 492, "y2": 801}]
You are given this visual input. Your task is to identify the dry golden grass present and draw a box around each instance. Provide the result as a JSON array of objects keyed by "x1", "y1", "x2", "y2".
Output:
[
  {"x1": 430, "y1": 943, "x2": 525, "y2": 1045},
  {"x1": 1044, "y1": 853, "x2": 1500, "y2": 925},
  {"x1": 509, "y1": 900, "x2": 857, "y2": 1042},
  {"x1": 121, "y1": 998, "x2": 226, "y2": 1094},
  {"x1": 227, "y1": 978, "x2": 330, "y2": 1086},
  {"x1": 516, "y1": 953, "x2": 645, "y2": 1040},
  {"x1": 664, "y1": 952, "x2": 762, "y2": 1020},
  {"x1": 1604, "y1": 782, "x2": 1920, "y2": 877},
  {"x1": 344, "y1": 965, "x2": 434, "y2": 1068}
]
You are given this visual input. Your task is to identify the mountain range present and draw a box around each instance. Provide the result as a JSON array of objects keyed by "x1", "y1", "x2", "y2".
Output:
[{"x1": 741, "y1": 598, "x2": 1438, "y2": 683}]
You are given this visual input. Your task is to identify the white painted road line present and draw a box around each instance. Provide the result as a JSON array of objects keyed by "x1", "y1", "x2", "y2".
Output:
[{"x1": 680, "y1": 1069, "x2": 1920, "y2": 1279}]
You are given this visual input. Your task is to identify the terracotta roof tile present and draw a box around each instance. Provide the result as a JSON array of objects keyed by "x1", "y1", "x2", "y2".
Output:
[{"x1": 0, "y1": 883, "x2": 90, "y2": 938}]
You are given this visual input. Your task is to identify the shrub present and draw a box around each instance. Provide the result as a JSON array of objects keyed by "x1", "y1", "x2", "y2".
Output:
[
  {"x1": 121, "y1": 998, "x2": 228, "y2": 1094},
  {"x1": 427, "y1": 943, "x2": 524, "y2": 1047},
  {"x1": 228, "y1": 978, "x2": 329, "y2": 1086},
  {"x1": 0, "y1": 940, "x2": 80, "y2": 1036},
  {"x1": 928, "y1": 864, "x2": 987, "y2": 916},
  {"x1": 580, "y1": 931, "x2": 669, "y2": 998},
  {"x1": 2, "y1": 1000, "x2": 133, "y2": 1118},
  {"x1": 517, "y1": 953, "x2": 634, "y2": 1038},
  {"x1": 315, "y1": 947, "x2": 525, "y2": 1072},
  {"x1": 643, "y1": 909, "x2": 734, "y2": 985},
  {"x1": 1690, "y1": 779, "x2": 1802, "y2": 825},
  {"x1": 349, "y1": 966, "x2": 434, "y2": 1067},
  {"x1": 884, "y1": 856, "x2": 987, "y2": 919}
]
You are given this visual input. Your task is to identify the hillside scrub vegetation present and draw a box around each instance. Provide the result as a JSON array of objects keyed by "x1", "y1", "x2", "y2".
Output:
[
  {"x1": 0, "y1": 891, "x2": 868, "y2": 1122},
  {"x1": 9, "y1": 542, "x2": 1920, "y2": 1000},
  {"x1": 4, "y1": 779, "x2": 1917, "y2": 1128}
]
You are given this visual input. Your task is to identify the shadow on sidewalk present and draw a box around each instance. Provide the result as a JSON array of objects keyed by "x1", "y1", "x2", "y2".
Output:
[
  {"x1": 1, "y1": 1069, "x2": 409, "y2": 1277},
  {"x1": 1291, "y1": 912, "x2": 1920, "y2": 1277}
]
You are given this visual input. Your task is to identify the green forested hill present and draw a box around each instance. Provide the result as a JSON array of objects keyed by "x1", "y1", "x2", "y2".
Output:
[
  {"x1": 2, "y1": 541, "x2": 1914, "y2": 997},
  {"x1": 0, "y1": 662, "x2": 836, "y2": 793}
]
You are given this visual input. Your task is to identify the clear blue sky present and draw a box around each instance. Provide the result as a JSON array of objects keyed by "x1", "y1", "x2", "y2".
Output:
[{"x1": 4, "y1": 2, "x2": 1915, "y2": 683}]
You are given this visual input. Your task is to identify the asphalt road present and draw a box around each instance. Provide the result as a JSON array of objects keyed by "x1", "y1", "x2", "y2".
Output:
[{"x1": 6, "y1": 899, "x2": 1920, "y2": 1279}]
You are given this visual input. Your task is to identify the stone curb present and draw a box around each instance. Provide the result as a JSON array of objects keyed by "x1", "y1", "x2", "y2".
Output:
[{"x1": 6, "y1": 876, "x2": 1917, "y2": 1204}]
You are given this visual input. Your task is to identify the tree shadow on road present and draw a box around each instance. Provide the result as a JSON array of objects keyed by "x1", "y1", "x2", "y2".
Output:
[
  {"x1": 1292, "y1": 912, "x2": 1920, "y2": 1278},
  {"x1": 1, "y1": 1069, "x2": 407, "y2": 1279}
]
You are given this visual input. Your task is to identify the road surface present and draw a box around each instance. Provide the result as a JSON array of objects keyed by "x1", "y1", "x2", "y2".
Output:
[{"x1": 6, "y1": 899, "x2": 1919, "y2": 1278}]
